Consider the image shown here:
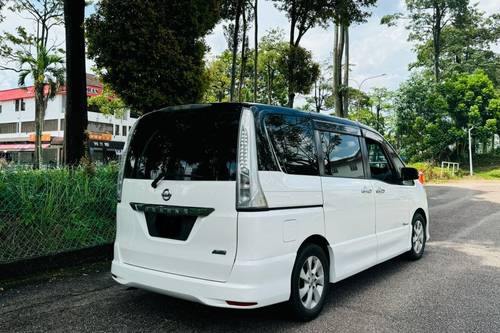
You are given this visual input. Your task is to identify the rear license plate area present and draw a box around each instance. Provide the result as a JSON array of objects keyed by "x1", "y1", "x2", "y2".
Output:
[{"x1": 145, "y1": 212, "x2": 196, "y2": 241}]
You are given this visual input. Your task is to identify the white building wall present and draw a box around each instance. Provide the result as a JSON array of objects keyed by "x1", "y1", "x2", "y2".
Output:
[{"x1": 0, "y1": 95, "x2": 137, "y2": 142}]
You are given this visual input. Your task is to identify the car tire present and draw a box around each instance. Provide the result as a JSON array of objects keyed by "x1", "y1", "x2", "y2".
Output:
[
  {"x1": 407, "y1": 213, "x2": 426, "y2": 260},
  {"x1": 288, "y1": 243, "x2": 330, "y2": 321}
]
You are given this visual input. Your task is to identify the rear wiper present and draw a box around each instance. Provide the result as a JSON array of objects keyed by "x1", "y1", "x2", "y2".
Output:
[{"x1": 151, "y1": 170, "x2": 167, "y2": 188}]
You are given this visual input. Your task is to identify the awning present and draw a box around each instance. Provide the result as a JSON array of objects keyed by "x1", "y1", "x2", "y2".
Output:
[{"x1": 0, "y1": 143, "x2": 51, "y2": 152}]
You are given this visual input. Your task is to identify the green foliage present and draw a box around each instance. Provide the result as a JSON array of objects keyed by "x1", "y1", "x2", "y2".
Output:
[
  {"x1": 347, "y1": 106, "x2": 378, "y2": 128},
  {"x1": 203, "y1": 28, "x2": 319, "y2": 106},
  {"x1": 204, "y1": 50, "x2": 233, "y2": 103},
  {"x1": 86, "y1": 0, "x2": 220, "y2": 114},
  {"x1": 475, "y1": 168, "x2": 500, "y2": 179},
  {"x1": 0, "y1": 165, "x2": 118, "y2": 263},
  {"x1": 393, "y1": 71, "x2": 500, "y2": 162},
  {"x1": 382, "y1": 0, "x2": 499, "y2": 84},
  {"x1": 280, "y1": 45, "x2": 320, "y2": 96},
  {"x1": 88, "y1": 84, "x2": 127, "y2": 117},
  {"x1": 408, "y1": 162, "x2": 461, "y2": 181}
]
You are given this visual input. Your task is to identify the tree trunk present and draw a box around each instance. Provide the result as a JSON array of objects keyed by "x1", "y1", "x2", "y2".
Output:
[
  {"x1": 238, "y1": 7, "x2": 247, "y2": 102},
  {"x1": 333, "y1": 23, "x2": 344, "y2": 117},
  {"x1": 267, "y1": 65, "x2": 272, "y2": 104},
  {"x1": 63, "y1": 0, "x2": 88, "y2": 166},
  {"x1": 229, "y1": 0, "x2": 242, "y2": 102},
  {"x1": 287, "y1": 4, "x2": 296, "y2": 108},
  {"x1": 432, "y1": 6, "x2": 442, "y2": 82},
  {"x1": 33, "y1": 85, "x2": 45, "y2": 169},
  {"x1": 376, "y1": 104, "x2": 381, "y2": 132},
  {"x1": 253, "y1": 0, "x2": 258, "y2": 102},
  {"x1": 342, "y1": 25, "x2": 349, "y2": 117}
]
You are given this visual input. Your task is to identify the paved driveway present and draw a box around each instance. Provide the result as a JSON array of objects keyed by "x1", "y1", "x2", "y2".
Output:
[{"x1": 1, "y1": 180, "x2": 500, "y2": 332}]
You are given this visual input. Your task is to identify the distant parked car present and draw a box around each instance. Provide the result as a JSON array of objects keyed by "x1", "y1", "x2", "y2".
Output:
[{"x1": 112, "y1": 103, "x2": 429, "y2": 321}]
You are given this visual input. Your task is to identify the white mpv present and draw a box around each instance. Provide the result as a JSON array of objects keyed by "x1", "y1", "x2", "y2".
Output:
[{"x1": 112, "y1": 103, "x2": 429, "y2": 321}]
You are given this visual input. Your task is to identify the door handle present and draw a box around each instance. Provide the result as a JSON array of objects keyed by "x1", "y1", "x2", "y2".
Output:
[
  {"x1": 361, "y1": 186, "x2": 372, "y2": 194},
  {"x1": 376, "y1": 187, "x2": 385, "y2": 194}
]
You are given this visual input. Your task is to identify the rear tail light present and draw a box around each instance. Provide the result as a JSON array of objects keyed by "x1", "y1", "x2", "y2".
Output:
[
  {"x1": 117, "y1": 120, "x2": 138, "y2": 202},
  {"x1": 236, "y1": 108, "x2": 268, "y2": 210}
]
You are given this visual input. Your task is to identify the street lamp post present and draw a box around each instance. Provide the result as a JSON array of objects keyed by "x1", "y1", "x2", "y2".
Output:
[
  {"x1": 468, "y1": 126, "x2": 475, "y2": 176},
  {"x1": 357, "y1": 73, "x2": 387, "y2": 91}
]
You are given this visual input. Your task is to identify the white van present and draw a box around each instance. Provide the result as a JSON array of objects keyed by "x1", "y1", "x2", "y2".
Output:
[{"x1": 112, "y1": 103, "x2": 429, "y2": 321}]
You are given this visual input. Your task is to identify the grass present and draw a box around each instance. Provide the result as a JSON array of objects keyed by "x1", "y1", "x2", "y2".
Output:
[
  {"x1": 472, "y1": 167, "x2": 500, "y2": 180},
  {"x1": 408, "y1": 162, "x2": 462, "y2": 183},
  {"x1": 410, "y1": 154, "x2": 500, "y2": 182},
  {"x1": 0, "y1": 164, "x2": 118, "y2": 264}
]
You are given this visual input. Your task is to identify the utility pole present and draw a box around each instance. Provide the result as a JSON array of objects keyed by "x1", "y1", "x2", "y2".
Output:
[{"x1": 468, "y1": 126, "x2": 474, "y2": 176}]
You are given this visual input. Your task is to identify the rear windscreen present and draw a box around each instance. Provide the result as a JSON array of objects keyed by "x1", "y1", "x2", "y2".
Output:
[{"x1": 124, "y1": 107, "x2": 241, "y2": 181}]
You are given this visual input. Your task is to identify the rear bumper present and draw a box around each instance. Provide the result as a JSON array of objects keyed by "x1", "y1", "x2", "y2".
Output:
[{"x1": 111, "y1": 250, "x2": 295, "y2": 309}]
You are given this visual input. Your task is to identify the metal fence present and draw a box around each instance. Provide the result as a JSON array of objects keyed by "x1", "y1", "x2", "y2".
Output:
[{"x1": 0, "y1": 165, "x2": 117, "y2": 264}]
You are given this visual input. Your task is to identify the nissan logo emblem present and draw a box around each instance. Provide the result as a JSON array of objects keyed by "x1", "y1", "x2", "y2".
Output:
[{"x1": 162, "y1": 189, "x2": 172, "y2": 201}]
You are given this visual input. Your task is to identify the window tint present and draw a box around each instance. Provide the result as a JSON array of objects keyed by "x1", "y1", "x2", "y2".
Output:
[
  {"x1": 265, "y1": 114, "x2": 318, "y2": 176},
  {"x1": 365, "y1": 138, "x2": 397, "y2": 183},
  {"x1": 385, "y1": 144, "x2": 404, "y2": 175},
  {"x1": 319, "y1": 131, "x2": 364, "y2": 178},
  {"x1": 125, "y1": 108, "x2": 241, "y2": 181}
]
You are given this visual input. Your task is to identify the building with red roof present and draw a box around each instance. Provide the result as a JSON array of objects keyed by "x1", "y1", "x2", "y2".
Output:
[{"x1": 0, "y1": 74, "x2": 137, "y2": 166}]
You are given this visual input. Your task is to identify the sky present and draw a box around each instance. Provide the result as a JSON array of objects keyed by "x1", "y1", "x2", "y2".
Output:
[{"x1": 0, "y1": 0, "x2": 499, "y2": 103}]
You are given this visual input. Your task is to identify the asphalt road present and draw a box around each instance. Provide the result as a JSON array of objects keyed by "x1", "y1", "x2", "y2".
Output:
[{"x1": 1, "y1": 180, "x2": 500, "y2": 332}]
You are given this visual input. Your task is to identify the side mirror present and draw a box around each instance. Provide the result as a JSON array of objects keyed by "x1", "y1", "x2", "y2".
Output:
[{"x1": 401, "y1": 167, "x2": 419, "y2": 180}]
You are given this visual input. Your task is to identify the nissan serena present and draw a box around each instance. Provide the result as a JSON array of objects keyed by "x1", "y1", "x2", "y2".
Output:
[{"x1": 112, "y1": 103, "x2": 429, "y2": 321}]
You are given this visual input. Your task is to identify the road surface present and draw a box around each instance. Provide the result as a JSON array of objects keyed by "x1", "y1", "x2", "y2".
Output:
[{"x1": 1, "y1": 180, "x2": 500, "y2": 332}]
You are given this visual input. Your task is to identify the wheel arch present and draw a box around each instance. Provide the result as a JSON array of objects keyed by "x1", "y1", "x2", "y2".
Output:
[
  {"x1": 412, "y1": 207, "x2": 430, "y2": 240},
  {"x1": 413, "y1": 208, "x2": 427, "y2": 225},
  {"x1": 297, "y1": 234, "x2": 334, "y2": 281}
]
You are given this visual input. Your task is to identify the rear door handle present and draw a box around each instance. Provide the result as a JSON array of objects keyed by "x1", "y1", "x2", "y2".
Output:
[
  {"x1": 376, "y1": 187, "x2": 385, "y2": 194},
  {"x1": 361, "y1": 186, "x2": 372, "y2": 194}
]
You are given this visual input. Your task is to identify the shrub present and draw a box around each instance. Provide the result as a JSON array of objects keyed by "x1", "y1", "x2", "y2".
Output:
[{"x1": 0, "y1": 165, "x2": 117, "y2": 263}]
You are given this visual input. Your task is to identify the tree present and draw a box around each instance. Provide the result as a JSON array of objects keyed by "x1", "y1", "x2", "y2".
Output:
[
  {"x1": 237, "y1": 1, "x2": 254, "y2": 102},
  {"x1": 441, "y1": 70, "x2": 499, "y2": 157},
  {"x1": 392, "y1": 71, "x2": 500, "y2": 162},
  {"x1": 88, "y1": 84, "x2": 127, "y2": 118},
  {"x1": 258, "y1": 29, "x2": 289, "y2": 105},
  {"x1": 370, "y1": 87, "x2": 392, "y2": 133},
  {"x1": 221, "y1": 0, "x2": 243, "y2": 102},
  {"x1": 272, "y1": 0, "x2": 336, "y2": 107},
  {"x1": 304, "y1": 63, "x2": 332, "y2": 113},
  {"x1": 204, "y1": 50, "x2": 233, "y2": 102},
  {"x1": 203, "y1": 28, "x2": 318, "y2": 107},
  {"x1": 277, "y1": 45, "x2": 320, "y2": 106},
  {"x1": 0, "y1": 0, "x2": 65, "y2": 169},
  {"x1": 332, "y1": 0, "x2": 377, "y2": 117},
  {"x1": 63, "y1": 0, "x2": 88, "y2": 166},
  {"x1": 86, "y1": 0, "x2": 220, "y2": 114},
  {"x1": 381, "y1": 0, "x2": 469, "y2": 82},
  {"x1": 433, "y1": 6, "x2": 500, "y2": 84}
]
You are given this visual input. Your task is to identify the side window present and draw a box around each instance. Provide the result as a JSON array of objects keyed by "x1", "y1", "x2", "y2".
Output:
[
  {"x1": 365, "y1": 138, "x2": 398, "y2": 183},
  {"x1": 385, "y1": 143, "x2": 414, "y2": 185},
  {"x1": 319, "y1": 131, "x2": 364, "y2": 178},
  {"x1": 265, "y1": 114, "x2": 318, "y2": 176},
  {"x1": 385, "y1": 143, "x2": 404, "y2": 177}
]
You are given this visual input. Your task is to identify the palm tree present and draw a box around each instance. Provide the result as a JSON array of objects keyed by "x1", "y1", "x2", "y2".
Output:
[{"x1": 18, "y1": 43, "x2": 65, "y2": 169}]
